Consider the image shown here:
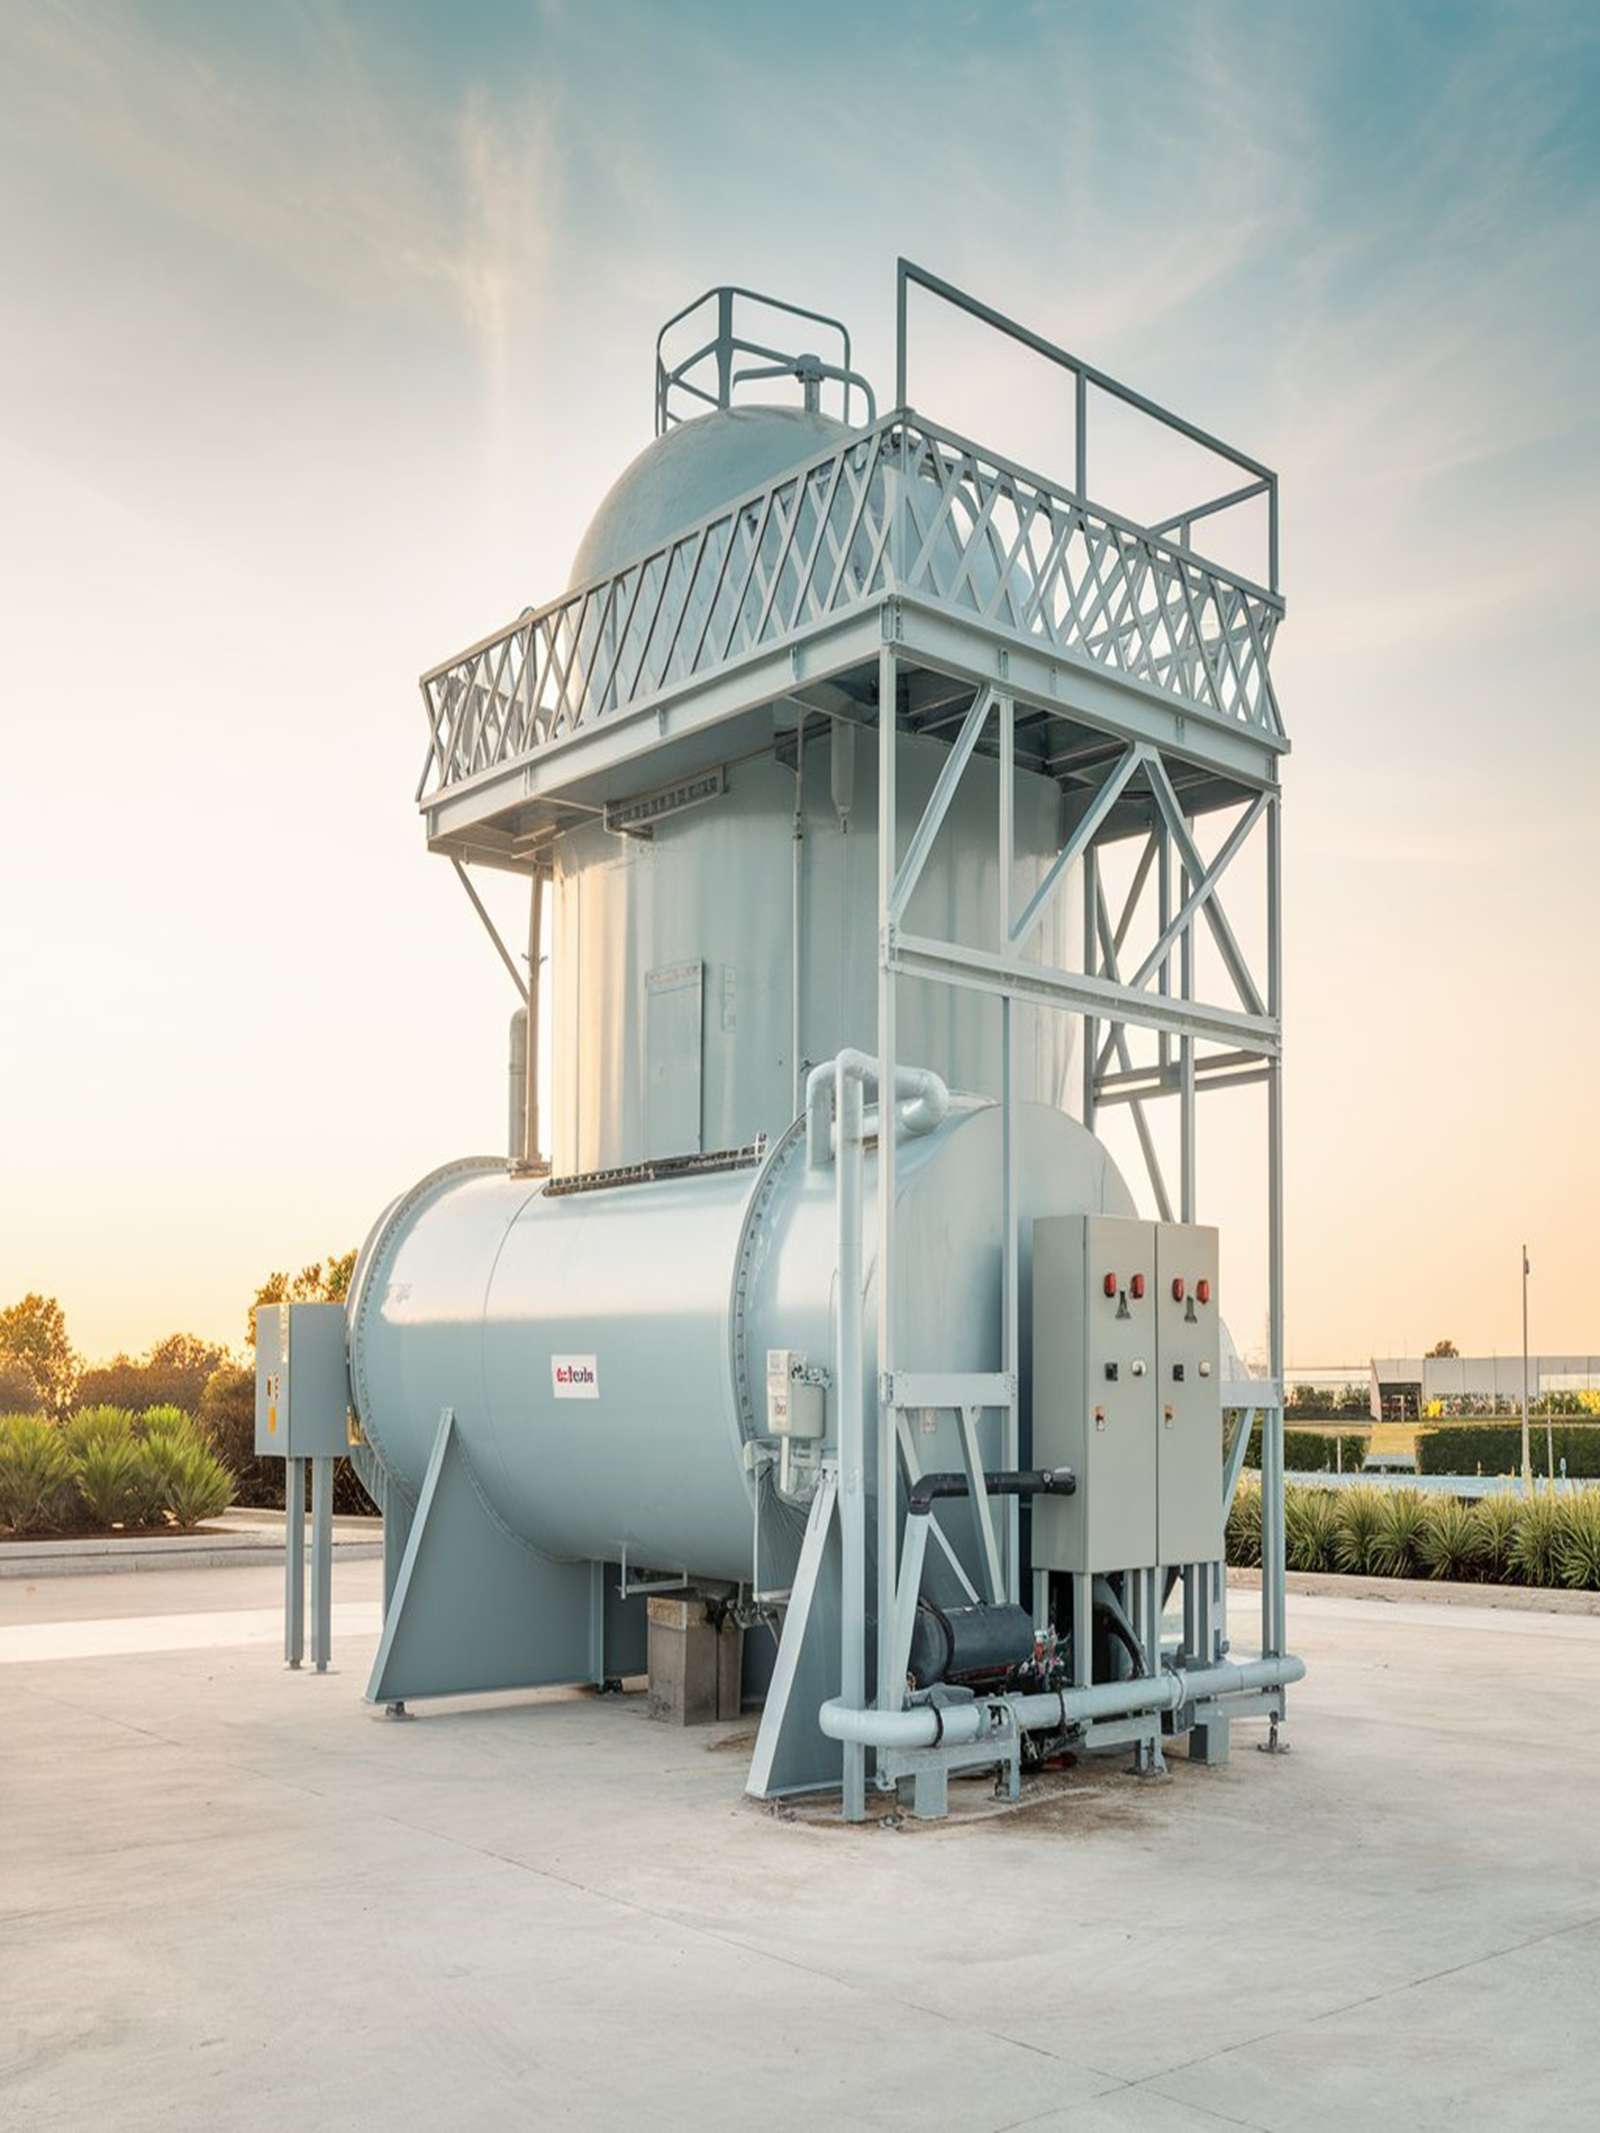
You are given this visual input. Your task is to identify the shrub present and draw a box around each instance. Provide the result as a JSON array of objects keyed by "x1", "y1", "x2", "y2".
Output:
[
  {"x1": 1227, "y1": 1480, "x2": 1262, "y2": 1567},
  {"x1": 63, "y1": 1405, "x2": 137, "y2": 1457},
  {"x1": 73, "y1": 1436, "x2": 148, "y2": 1528},
  {"x1": 1371, "y1": 1491, "x2": 1430, "y2": 1579},
  {"x1": 1418, "y1": 1498, "x2": 1484, "y2": 1582},
  {"x1": 1330, "y1": 1486, "x2": 1383, "y2": 1575},
  {"x1": 142, "y1": 1429, "x2": 234, "y2": 1529},
  {"x1": 1472, "y1": 1493, "x2": 1521, "y2": 1582},
  {"x1": 0, "y1": 1414, "x2": 76, "y2": 1532},
  {"x1": 1284, "y1": 1485, "x2": 1340, "y2": 1571},
  {"x1": 137, "y1": 1404, "x2": 195, "y2": 1445},
  {"x1": 1555, "y1": 1491, "x2": 1600, "y2": 1591},
  {"x1": 1509, "y1": 1494, "x2": 1564, "y2": 1585}
]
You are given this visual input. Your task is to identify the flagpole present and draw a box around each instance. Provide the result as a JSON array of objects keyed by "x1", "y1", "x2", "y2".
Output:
[{"x1": 1520, "y1": 1245, "x2": 1531, "y2": 1493}]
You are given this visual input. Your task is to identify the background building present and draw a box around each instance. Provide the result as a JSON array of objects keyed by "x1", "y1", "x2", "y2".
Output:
[{"x1": 1369, "y1": 1355, "x2": 1600, "y2": 1420}]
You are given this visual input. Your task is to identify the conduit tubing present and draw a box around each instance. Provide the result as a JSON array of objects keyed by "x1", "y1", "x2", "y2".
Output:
[{"x1": 819, "y1": 1654, "x2": 1305, "y2": 1751}]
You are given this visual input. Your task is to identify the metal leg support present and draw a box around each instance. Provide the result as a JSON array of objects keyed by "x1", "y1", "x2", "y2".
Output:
[
  {"x1": 310, "y1": 1456, "x2": 333, "y2": 1672},
  {"x1": 284, "y1": 1458, "x2": 305, "y2": 1669},
  {"x1": 1132, "y1": 1568, "x2": 1166, "y2": 1777}
]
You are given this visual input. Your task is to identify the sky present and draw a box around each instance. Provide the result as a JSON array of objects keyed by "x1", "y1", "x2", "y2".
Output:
[{"x1": 1, "y1": 0, "x2": 1596, "y2": 1370}]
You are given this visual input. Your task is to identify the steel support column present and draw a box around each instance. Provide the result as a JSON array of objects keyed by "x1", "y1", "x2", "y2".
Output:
[
  {"x1": 1264, "y1": 792, "x2": 1287, "y2": 1669},
  {"x1": 875, "y1": 642, "x2": 898, "y2": 1733},
  {"x1": 999, "y1": 691, "x2": 1019, "y2": 1601}
]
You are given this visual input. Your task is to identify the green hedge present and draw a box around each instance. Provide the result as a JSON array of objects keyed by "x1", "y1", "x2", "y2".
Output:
[
  {"x1": 1230, "y1": 1480, "x2": 1600, "y2": 1588},
  {"x1": 1234, "y1": 1423, "x2": 1369, "y2": 1472},
  {"x1": 1417, "y1": 1423, "x2": 1600, "y2": 1480}
]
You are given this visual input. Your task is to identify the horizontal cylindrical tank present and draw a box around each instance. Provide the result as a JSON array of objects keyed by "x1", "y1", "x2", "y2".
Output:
[{"x1": 348, "y1": 1101, "x2": 1134, "y2": 1584}]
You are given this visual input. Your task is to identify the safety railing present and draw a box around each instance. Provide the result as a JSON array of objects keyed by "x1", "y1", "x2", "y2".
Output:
[{"x1": 418, "y1": 412, "x2": 1284, "y2": 803}]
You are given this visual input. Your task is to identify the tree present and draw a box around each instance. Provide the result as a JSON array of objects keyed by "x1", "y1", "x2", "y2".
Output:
[
  {"x1": 0, "y1": 1353, "x2": 42, "y2": 1413},
  {"x1": 0, "y1": 1294, "x2": 78, "y2": 1416},
  {"x1": 77, "y1": 1333, "x2": 230, "y2": 1416},
  {"x1": 246, "y1": 1251, "x2": 357, "y2": 1347},
  {"x1": 1426, "y1": 1339, "x2": 1459, "y2": 1358}
]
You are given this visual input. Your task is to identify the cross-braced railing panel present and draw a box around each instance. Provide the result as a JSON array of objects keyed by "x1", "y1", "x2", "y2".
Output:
[
  {"x1": 418, "y1": 414, "x2": 1285, "y2": 803},
  {"x1": 896, "y1": 422, "x2": 1281, "y2": 738}
]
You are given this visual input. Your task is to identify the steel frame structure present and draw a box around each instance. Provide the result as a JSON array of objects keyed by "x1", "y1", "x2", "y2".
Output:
[{"x1": 413, "y1": 262, "x2": 1293, "y2": 1802}]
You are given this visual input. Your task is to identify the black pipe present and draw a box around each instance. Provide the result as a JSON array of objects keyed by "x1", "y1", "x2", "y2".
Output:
[{"x1": 906, "y1": 1466, "x2": 1076, "y2": 1517}]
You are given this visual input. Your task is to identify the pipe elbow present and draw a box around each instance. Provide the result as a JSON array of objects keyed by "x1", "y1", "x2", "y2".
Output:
[
  {"x1": 806, "y1": 1052, "x2": 950, "y2": 1168},
  {"x1": 894, "y1": 1065, "x2": 949, "y2": 1141}
]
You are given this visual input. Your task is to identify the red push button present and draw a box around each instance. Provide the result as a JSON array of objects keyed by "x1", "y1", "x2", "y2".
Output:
[
  {"x1": 1197, "y1": 1278, "x2": 1211, "y2": 1304},
  {"x1": 1130, "y1": 1272, "x2": 1145, "y2": 1299},
  {"x1": 1103, "y1": 1272, "x2": 1118, "y2": 1298},
  {"x1": 1171, "y1": 1277, "x2": 1185, "y2": 1302}
]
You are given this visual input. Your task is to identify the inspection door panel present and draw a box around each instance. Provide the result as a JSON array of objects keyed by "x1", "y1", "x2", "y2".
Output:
[
  {"x1": 644, "y1": 961, "x2": 703, "y2": 1158},
  {"x1": 1032, "y1": 1213, "x2": 1158, "y2": 1575},
  {"x1": 1154, "y1": 1223, "x2": 1223, "y2": 1565}
]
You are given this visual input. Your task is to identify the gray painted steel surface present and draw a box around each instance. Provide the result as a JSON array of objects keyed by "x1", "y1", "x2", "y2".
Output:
[
  {"x1": 550, "y1": 738, "x2": 1078, "y2": 1174},
  {"x1": 349, "y1": 1103, "x2": 1133, "y2": 1586},
  {"x1": 547, "y1": 403, "x2": 1079, "y2": 1176}
]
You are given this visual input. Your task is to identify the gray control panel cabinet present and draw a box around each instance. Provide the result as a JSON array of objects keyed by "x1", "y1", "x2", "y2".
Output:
[
  {"x1": 254, "y1": 1302, "x2": 351, "y2": 1459},
  {"x1": 1032, "y1": 1213, "x2": 1223, "y2": 1575},
  {"x1": 1154, "y1": 1223, "x2": 1223, "y2": 1565},
  {"x1": 1032, "y1": 1213, "x2": 1159, "y2": 1573}
]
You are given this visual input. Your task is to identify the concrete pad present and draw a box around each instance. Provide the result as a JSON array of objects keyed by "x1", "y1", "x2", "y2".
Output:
[{"x1": 2, "y1": 1564, "x2": 1598, "y2": 2129}]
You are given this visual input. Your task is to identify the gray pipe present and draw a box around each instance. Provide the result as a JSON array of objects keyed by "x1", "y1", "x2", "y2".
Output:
[
  {"x1": 818, "y1": 1653, "x2": 1305, "y2": 1751},
  {"x1": 836, "y1": 1068, "x2": 866, "y2": 1822},
  {"x1": 508, "y1": 1009, "x2": 529, "y2": 1162},
  {"x1": 804, "y1": 1051, "x2": 950, "y2": 1171}
]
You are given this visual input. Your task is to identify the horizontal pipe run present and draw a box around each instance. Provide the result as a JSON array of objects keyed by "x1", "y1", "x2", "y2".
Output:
[
  {"x1": 906, "y1": 1467, "x2": 1076, "y2": 1517},
  {"x1": 819, "y1": 1654, "x2": 1305, "y2": 1751}
]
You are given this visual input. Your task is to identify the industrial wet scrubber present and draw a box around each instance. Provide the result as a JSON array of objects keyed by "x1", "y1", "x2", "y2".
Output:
[{"x1": 260, "y1": 266, "x2": 1300, "y2": 1818}]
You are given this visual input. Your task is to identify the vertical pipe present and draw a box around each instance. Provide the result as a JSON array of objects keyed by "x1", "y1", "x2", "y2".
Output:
[
  {"x1": 284, "y1": 1458, "x2": 305, "y2": 1669},
  {"x1": 875, "y1": 645, "x2": 898, "y2": 1721},
  {"x1": 998, "y1": 693, "x2": 1019, "y2": 1601},
  {"x1": 310, "y1": 1456, "x2": 333, "y2": 1672},
  {"x1": 1075, "y1": 370, "x2": 1087, "y2": 498},
  {"x1": 524, "y1": 867, "x2": 544, "y2": 1171},
  {"x1": 508, "y1": 1009, "x2": 528, "y2": 1162},
  {"x1": 837, "y1": 1068, "x2": 866, "y2": 1821}
]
